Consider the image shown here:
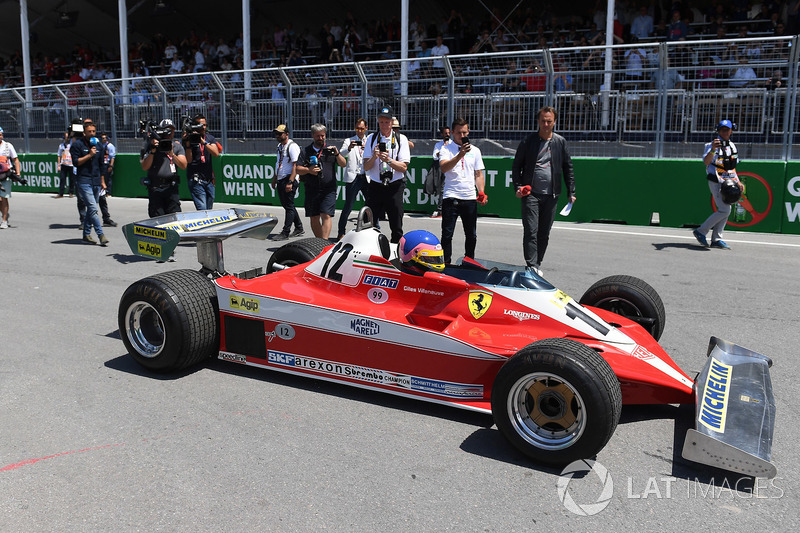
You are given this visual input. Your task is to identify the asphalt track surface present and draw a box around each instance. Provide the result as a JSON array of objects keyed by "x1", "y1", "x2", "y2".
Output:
[{"x1": 1, "y1": 192, "x2": 798, "y2": 532}]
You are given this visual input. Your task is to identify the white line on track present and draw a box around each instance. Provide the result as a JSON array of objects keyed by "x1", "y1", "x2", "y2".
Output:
[{"x1": 473, "y1": 219, "x2": 800, "y2": 248}]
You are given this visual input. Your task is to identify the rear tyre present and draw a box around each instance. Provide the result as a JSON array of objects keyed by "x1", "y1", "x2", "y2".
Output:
[
  {"x1": 267, "y1": 237, "x2": 329, "y2": 273},
  {"x1": 579, "y1": 275, "x2": 666, "y2": 341},
  {"x1": 118, "y1": 269, "x2": 219, "y2": 372},
  {"x1": 492, "y1": 338, "x2": 622, "y2": 466}
]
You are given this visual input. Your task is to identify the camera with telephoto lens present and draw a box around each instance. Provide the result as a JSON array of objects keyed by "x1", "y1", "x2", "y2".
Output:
[
  {"x1": 181, "y1": 117, "x2": 204, "y2": 147},
  {"x1": 155, "y1": 128, "x2": 174, "y2": 151}
]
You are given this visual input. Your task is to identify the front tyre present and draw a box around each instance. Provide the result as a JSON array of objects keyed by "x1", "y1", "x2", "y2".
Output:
[
  {"x1": 579, "y1": 275, "x2": 666, "y2": 341},
  {"x1": 267, "y1": 237, "x2": 329, "y2": 273},
  {"x1": 118, "y1": 269, "x2": 219, "y2": 372},
  {"x1": 492, "y1": 338, "x2": 622, "y2": 466}
]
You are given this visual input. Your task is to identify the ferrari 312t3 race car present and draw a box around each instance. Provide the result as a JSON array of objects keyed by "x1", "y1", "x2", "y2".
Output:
[{"x1": 118, "y1": 208, "x2": 776, "y2": 478}]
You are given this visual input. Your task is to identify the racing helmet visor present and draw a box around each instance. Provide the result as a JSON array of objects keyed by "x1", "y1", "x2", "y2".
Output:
[{"x1": 413, "y1": 248, "x2": 445, "y2": 272}]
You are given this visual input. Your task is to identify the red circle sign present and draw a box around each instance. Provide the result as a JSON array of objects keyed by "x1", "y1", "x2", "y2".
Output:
[{"x1": 711, "y1": 171, "x2": 773, "y2": 227}]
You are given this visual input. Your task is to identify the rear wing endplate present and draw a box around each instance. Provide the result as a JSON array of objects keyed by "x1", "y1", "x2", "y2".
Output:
[
  {"x1": 122, "y1": 208, "x2": 278, "y2": 274},
  {"x1": 682, "y1": 336, "x2": 777, "y2": 478}
]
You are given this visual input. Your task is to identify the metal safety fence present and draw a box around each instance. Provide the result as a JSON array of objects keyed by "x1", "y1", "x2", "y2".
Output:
[{"x1": 0, "y1": 35, "x2": 798, "y2": 160}]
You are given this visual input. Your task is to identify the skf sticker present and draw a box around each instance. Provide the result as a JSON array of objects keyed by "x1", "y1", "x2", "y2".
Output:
[
  {"x1": 137, "y1": 241, "x2": 162, "y2": 258},
  {"x1": 133, "y1": 225, "x2": 167, "y2": 241},
  {"x1": 550, "y1": 289, "x2": 572, "y2": 308},
  {"x1": 699, "y1": 359, "x2": 732, "y2": 433},
  {"x1": 468, "y1": 291, "x2": 493, "y2": 319},
  {"x1": 229, "y1": 295, "x2": 260, "y2": 313}
]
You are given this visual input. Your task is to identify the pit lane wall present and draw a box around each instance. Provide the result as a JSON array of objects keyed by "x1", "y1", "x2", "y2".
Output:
[{"x1": 14, "y1": 154, "x2": 800, "y2": 235}]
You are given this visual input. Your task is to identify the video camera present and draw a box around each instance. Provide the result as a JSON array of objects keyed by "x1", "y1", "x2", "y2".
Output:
[
  {"x1": 0, "y1": 168, "x2": 28, "y2": 192},
  {"x1": 181, "y1": 116, "x2": 204, "y2": 147},
  {"x1": 138, "y1": 118, "x2": 173, "y2": 151}
]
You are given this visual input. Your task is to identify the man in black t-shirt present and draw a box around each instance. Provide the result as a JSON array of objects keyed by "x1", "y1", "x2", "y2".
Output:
[
  {"x1": 140, "y1": 119, "x2": 187, "y2": 218},
  {"x1": 183, "y1": 113, "x2": 221, "y2": 210},
  {"x1": 295, "y1": 123, "x2": 345, "y2": 240}
]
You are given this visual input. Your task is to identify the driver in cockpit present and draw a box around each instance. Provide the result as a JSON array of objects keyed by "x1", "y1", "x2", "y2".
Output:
[{"x1": 397, "y1": 230, "x2": 446, "y2": 275}]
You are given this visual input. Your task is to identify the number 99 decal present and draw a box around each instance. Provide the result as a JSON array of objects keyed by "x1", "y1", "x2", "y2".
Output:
[{"x1": 368, "y1": 288, "x2": 389, "y2": 304}]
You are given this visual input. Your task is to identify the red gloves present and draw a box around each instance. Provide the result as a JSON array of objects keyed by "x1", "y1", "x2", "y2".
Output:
[
  {"x1": 477, "y1": 191, "x2": 488, "y2": 205},
  {"x1": 519, "y1": 185, "x2": 532, "y2": 197}
]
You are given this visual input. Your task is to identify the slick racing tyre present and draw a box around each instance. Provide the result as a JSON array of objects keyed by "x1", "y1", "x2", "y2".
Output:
[
  {"x1": 492, "y1": 338, "x2": 622, "y2": 466},
  {"x1": 267, "y1": 237, "x2": 329, "y2": 273},
  {"x1": 119, "y1": 269, "x2": 219, "y2": 372},
  {"x1": 579, "y1": 275, "x2": 666, "y2": 341}
]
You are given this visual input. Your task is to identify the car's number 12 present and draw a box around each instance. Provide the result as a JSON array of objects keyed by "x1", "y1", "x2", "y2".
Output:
[{"x1": 319, "y1": 242, "x2": 353, "y2": 282}]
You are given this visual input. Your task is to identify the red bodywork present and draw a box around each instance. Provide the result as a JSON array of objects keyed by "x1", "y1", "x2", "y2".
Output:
[{"x1": 213, "y1": 244, "x2": 694, "y2": 414}]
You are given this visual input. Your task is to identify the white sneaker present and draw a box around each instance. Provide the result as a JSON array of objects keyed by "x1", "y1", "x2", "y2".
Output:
[{"x1": 0, "y1": 220, "x2": 8, "y2": 229}]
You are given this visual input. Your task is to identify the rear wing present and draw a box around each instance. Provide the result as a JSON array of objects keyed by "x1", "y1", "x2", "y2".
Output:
[
  {"x1": 121, "y1": 208, "x2": 278, "y2": 275},
  {"x1": 682, "y1": 337, "x2": 776, "y2": 478}
]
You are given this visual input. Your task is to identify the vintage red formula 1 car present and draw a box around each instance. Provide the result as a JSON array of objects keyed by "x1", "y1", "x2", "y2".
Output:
[{"x1": 119, "y1": 208, "x2": 776, "y2": 477}]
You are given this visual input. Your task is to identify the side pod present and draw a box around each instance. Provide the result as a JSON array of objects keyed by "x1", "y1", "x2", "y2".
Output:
[{"x1": 682, "y1": 337, "x2": 776, "y2": 478}]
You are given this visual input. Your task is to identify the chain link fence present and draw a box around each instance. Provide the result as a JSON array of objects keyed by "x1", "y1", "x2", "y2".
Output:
[{"x1": 1, "y1": 35, "x2": 798, "y2": 160}]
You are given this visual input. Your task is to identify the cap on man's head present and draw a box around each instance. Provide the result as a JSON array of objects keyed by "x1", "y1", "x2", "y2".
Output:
[
  {"x1": 717, "y1": 119, "x2": 736, "y2": 131},
  {"x1": 273, "y1": 124, "x2": 289, "y2": 134},
  {"x1": 159, "y1": 119, "x2": 175, "y2": 129},
  {"x1": 0, "y1": 126, "x2": 4, "y2": 133},
  {"x1": 377, "y1": 106, "x2": 393, "y2": 119}
]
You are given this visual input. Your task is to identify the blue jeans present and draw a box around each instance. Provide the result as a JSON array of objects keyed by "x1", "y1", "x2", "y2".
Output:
[
  {"x1": 337, "y1": 175, "x2": 370, "y2": 236},
  {"x1": 77, "y1": 182, "x2": 103, "y2": 237},
  {"x1": 441, "y1": 197, "x2": 478, "y2": 264},
  {"x1": 190, "y1": 180, "x2": 215, "y2": 210}
]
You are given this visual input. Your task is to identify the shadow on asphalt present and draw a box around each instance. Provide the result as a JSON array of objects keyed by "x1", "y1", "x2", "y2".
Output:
[
  {"x1": 652, "y1": 242, "x2": 710, "y2": 251},
  {"x1": 49, "y1": 223, "x2": 81, "y2": 230},
  {"x1": 108, "y1": 253, "x2": 151, "y2": 264}
]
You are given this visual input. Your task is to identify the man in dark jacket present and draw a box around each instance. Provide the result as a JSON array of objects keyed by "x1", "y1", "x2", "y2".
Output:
[
  {"x1": 70, "y1": 122, "x2": 108, "y2": 245},
  {"x1": 511, "y1": 106, "x2": 576, "y2": 275}
]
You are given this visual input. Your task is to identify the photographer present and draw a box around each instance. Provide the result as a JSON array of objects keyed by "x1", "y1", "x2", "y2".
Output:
[
  {"x1": 70, "y1": 122, "x2": 108, "y2": 245},
  {"x1": 363, "y1": 106, "x2": 411, "y2": 243},
  {"x1": 140, "y1": 119, "x2": 187, "y2": 218},
  {"x1": 296, "y1": 123, "x2": 345, "y2": 240},
  {"x1": 271, "y1": 124, "x2": 304, "y2": 241},
  {"x1": 183, "y1": 113, "x2": 221, "y2": 210},
  {"x1": 0, "y1": 126, "x2": 24, "y2": 229}
]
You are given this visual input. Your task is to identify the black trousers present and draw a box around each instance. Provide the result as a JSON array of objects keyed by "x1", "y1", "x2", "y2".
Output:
[
  {"x1": 521, "y1": 193, "x2": 559, "y2": 268},
  {"x1": 277, "y1": 177, "x2": 302, "y2": 234},
  {"x1": 148, "y1": 185, "x2": 181, "y2": 218},
  {"x1": 367, "y1": 179, "x2": 405, "y2": 243}
]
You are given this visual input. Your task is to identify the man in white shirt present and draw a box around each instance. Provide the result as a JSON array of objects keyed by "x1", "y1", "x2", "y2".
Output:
[
  {"x1": 438, "y1": 118, "x2": 487, "y2": 264},
  {"x1": 363, "y1": 106, "x2": 411, "y2": 243},
  {"x1": 431, "y1": 35, "x2": 450, "y2": 69},
  {"x1": 271, "y1": 124, "x2": 304, "y2": 240},
  {"x1": 337, "y1": 118, "x2": 369, "y2": 239}
]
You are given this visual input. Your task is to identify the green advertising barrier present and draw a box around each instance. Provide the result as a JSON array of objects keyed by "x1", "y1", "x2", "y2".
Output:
[
  {"x1": 13, "y1": 153, "x2": 798, "y2": 234},
  {"x1": 782, "y1": 162, "x2": 800, "y2": 235}
]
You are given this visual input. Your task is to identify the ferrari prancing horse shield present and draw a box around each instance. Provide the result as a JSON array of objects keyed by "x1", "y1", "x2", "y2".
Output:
[{"x1": 469, "y1": 291, "x2": 493, "y2": 319}]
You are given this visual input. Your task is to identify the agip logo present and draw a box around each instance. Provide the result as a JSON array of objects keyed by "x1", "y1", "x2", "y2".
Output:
[{"x1": 229, "y1": 295, "x2": 260, "y2": 313}]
